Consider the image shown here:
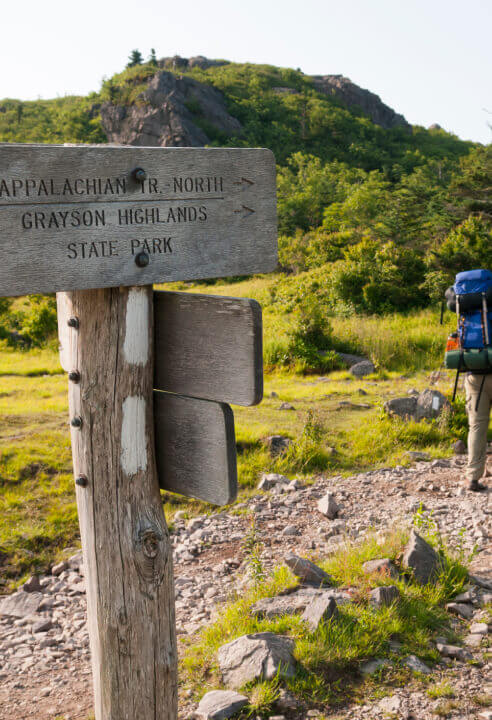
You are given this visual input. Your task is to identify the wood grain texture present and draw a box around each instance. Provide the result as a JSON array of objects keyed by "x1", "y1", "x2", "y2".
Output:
[
  {"x1": 154, "y1": 392, "x2": 237, "y2": 505},
  {"x1": 57, "y1": 286, "x2": 177, "y2": 720},
  {"x1": 0, "y1": 144, "x2": 277, "y2": 296},
  {"x1": 154, "y1": 290, "x2": 262, "y2": 406}
]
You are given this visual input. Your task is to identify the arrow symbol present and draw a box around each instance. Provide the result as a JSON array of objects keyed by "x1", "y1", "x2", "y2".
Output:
[
  {"x1": 234, "y1": 205, "x2": 256, "y2": 218},
  {"x1": 233, "y1": 177, "x2": 255, "y2": 187}
]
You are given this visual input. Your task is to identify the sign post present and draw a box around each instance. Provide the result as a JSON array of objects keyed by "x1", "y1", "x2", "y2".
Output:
[{"x1": 0, "y1": 143, "x2": 277, "y2": 720}]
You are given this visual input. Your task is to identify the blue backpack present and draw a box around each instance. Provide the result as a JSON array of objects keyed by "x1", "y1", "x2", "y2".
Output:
[{"x1": 444, "y1": 268, "x2": 492, "y2": 404}]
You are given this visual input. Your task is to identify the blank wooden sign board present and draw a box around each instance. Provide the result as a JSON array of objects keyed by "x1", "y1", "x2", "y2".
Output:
[
  {"x1": 2, "y1": 143, "x2": 277, "y2": 720},
  {"x1": 154, "y1": 290, "x2": 262, "y2": 406}
]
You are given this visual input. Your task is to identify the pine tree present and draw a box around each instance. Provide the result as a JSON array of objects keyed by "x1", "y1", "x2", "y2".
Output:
[
  {"x1": 127, "y1": 49, "x2": 143, "y2": 68},
  {"x1": 149, "y1": 48, "x2": 157, "y2": 66}
]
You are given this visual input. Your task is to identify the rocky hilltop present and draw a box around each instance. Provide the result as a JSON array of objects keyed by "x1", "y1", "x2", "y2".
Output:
[
  {"x1": 101, "y1": 69, "x2": 242, "y2": 147},
  {"x1": 311, "y1": 74, "x2": 409, "y2": 130},
  {"x1": 100, "y1": 56, "x2": 409, "y2": 148}
]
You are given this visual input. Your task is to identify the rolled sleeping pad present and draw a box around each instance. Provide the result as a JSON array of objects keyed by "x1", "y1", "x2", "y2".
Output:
[
  {"x1": 445, "y1": 348, "x2": 492, "y2": 370},
  {"x1": 445, "y1": 286, "x2": 492, "y2": 312}
]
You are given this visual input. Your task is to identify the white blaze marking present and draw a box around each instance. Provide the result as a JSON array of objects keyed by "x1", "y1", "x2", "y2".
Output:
[
  {"x1": 123, "y1": 288, "x2": 149, "y2": 365},
  {"x1": 121, "y1": 396, "x2": 147, "y2": 476}
]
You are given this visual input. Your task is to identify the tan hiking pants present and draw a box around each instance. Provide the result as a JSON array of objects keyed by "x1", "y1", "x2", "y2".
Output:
[{"x1": 465, "y1": 373, "x2": 492, "y2": 483}]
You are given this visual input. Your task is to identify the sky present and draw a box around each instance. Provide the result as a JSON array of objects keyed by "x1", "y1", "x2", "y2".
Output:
[{"x1": 1, "y1": 0, "x2": 491, "y2": 143}]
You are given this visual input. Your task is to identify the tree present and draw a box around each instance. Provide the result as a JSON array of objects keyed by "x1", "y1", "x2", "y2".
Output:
[
  {"x1": 149, "y1": 48, "x2": 157, "y2": 66},
  {"x1": 127, "y1": 49, "x2": 143, "y2": 68}
]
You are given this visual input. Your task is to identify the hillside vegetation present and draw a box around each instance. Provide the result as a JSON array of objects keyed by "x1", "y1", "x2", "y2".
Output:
[{"x1": 0, "y1": 58, "x2": 490, "y2": 359}]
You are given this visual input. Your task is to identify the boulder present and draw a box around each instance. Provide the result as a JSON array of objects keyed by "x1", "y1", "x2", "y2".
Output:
[
  {"x1": 193, "y1": 691, "x2": 248, "y2": 720},
  {"x1": 385, "y1": 389, "x2": 450, "y2": 422},
  {"x1": 350, "y1": 360, "x2": 375, "y2": 377},
  {"x1": 405, "y1": 451, "x2": 430, "y2": 462},
  {"x1": 402, "y1": 530, "x2": 440, "y2": 585},
  {"x1": 0, "y1": 591, "x2": 43, "y2": 618},
  {"x1": 284, "y1": 553, "x2": 333, "y2": 586},
  {"x1": 317, "y1": 492, "x2": 339, "y2": 519},
  {"x1": 362, "y1": 559, "x2": 398, "y2": 579},
  {"x1": 384, "y1": 396, "x2": 417, "y2": 419},
  {"x1": 301, "y1": 595, "x2": 338, "y2": 632},
  {"x1": 279, "y1": 402, "x2": 295, "y2": 411},
  {"x1": 415, "y1": 389, "x2": 450, "y2": 420},
  {"x1": 264, "y1": 435, "x2": 292, "y2": 457},
  {"x1": 369, "y1": 585, "x2": 400, "y2": 607},
  {"x1": 218, "y1": 632, "x2": 295, "y2": 688},
  {"x1": 404, "y1": 655, "x2": 432, "y2": 674}
]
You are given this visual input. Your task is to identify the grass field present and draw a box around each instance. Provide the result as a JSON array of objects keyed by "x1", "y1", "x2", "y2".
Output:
[{"x1": 0, "y1": 276, "x2": 482, "y2": 588}]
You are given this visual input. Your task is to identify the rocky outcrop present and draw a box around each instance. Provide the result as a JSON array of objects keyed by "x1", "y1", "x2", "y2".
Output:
[
  {"x1": 311, "y1": 74, "x2": 410, "y2": 130},
  {"x1": 101, "y1": 70, "x2": 241, "y2": 147},
  {"x1": 100, "y1": 57, "x2": 411, "y2": 148}
]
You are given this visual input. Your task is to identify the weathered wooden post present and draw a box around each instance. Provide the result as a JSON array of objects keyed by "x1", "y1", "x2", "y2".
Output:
[
  {"x1": 57, "y1": 287, "x2": 177, "y2": 719},
  {"x1": 0, "y1": 143, "x2": 277, "y2": 720}
]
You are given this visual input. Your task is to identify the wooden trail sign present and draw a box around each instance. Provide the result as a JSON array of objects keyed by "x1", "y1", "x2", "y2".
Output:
[
  {"x1": 154, "y1": 392, "x2": 237, "y2": 505},
  {"x1": 1, "y1": 142, "x2": 277, "y2": 720},
  {"x1": 154, "y1": 290, "x2": 262, "y2": 406},
  {"x1": 0, "y1": 144, "x2": 277, "y2": 296}
]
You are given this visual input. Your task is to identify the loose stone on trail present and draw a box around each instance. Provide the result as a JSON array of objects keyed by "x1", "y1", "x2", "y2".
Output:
[{"x1": 218, "y1": 632, "x2": 296, "y2": 688}]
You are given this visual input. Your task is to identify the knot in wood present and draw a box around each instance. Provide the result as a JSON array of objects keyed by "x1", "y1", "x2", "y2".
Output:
[{"x1": 142, "y1": 529, "x2": 160, "y2": 559}]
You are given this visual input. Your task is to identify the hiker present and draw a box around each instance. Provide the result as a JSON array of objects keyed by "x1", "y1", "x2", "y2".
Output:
[
  {"x1": 444, "y1": 269, "x2": 492, "y2": 492},
  {"x1": 464, "y1": 373, "x2": 491, "y2": 491}
]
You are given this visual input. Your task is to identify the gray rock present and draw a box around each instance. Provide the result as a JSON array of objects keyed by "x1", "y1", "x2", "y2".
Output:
[
  {"x1": 350, "y1": 360, "x2": 375, "y2": 377},
  {"x1": 51, "y1": 561, "x2": 68, "y2": 576},
  {"x1": 218, "y1": 632, "x2": 295, "y2": 688},
  {"x1": 0, "y1": 591, "x2": 43, "y2": 618},
  {"x1": 360, "y1": 658, "x2": 392, "y2": 675},
  {"x1": 301, "y1": 595, "x2": 338, "y2": 632},
  {"x1": 264, "y1": 435, "x2": 292, "y2": 457},
  {"x1": 415, "y1": 389, "x2": 450, "y2": 421},
  {"x1": 32, "y1": 619, "x2": 52, "y2": 633},
  {"x1": 470, "y1": 622, "x2": 488, "y2": 635},
  {"x1": 436, "y1": 643, "x2": 473, "y2": 661},
  {"x1": 402, "y1": 530, "x2": 440, "y2": 585},
  {"x1": 101, "y1": 71, "x2": 242, "y2": 148},
  {"x1": 317, "y1": 493, "x2": 339, "y2": 519},
  {"x1": 22, "y1": 576, "x2": 41, "y2": 593},
  {"x1": 284, "y1": 553, "x2": 333, "y2": 586},
  {"x1": 270, "y1": 391, "x2": 279, "y2": 398},
  {"x1": 403, "y1": 654, "x2": 432, "y2": 674},
  {"x1": 464, "y1": 633, "x2": 483, "y2": 648},
  {"x1": 446, "y1": 602, "x2": 474, "y2": 620},
  {"x1": 378, "y1": 696, "x2": 401, "y2": 713},
  {"x1": 282, "y1": 525, "x2": 299, "y2": 537},
  {"x1": 312, "y1": 75, "x2": 410, "y2": 130},
  {"x1": 384, "y1": 396, "x2": 417, "y2": 419},
  {"x1": 362, "y1": 559, "x2": 398, "y2": 579},
  {"x1": 369, "y1": 585, "x2": 400, "y2": 607},
  {"x1": 257, "y1": 473, "x2": 289, "y2": 491},
  {"x1": 251, "y1": 592, "x2": 314, "y2": 619},
  {"x1": 193, "y1": 691, "x2": 248, "y2": 720},
  {"x1": 453, "y1": 439, "x2": 467, "y2": 454},
  {"x1": 279, "y1": 402, "x2": 295, "y2": 411}
]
